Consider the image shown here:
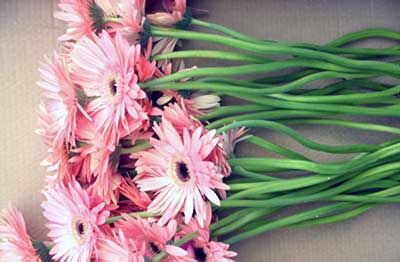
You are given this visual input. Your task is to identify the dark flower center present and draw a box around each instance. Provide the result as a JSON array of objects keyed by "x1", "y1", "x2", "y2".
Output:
[
  {"x1": 150, "y1": 242, "x2": 160, "y2": 254},
  {"x1": 76, "y1": 221, "x2": 85, "y2": 235},
  {"x1": 71, "y1": 217, "x2": 89, "y2": 244},
  {"x1": 175, "y1": 161, "x2": 190, "y2": 182},
  {"x1": 194, "y1": 247, "x2": 207, "y2": 262},
  {"x1": 109, "y1": 79, "x2": 117, "y2": 96}
]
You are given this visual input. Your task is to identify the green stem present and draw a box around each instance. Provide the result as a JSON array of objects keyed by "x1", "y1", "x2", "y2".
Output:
[
  {"x1": 269, "y1": 84, "x2": 400, "y2": 103},
  {"x1": 192, "y1": 18, "x2": 400, "y2": 55},
  {"x1": 151, "y1": 28, "x2": 400, "y2": 76},
  {"x1": 217, "y1": 120, "x2": 380, "y2": 154},
  {"x1": 221, "y1": 92, "x2": 400, "y2": 117},
  {"x1": 197, "y1": 105, "x2": 270, "y2": 120},
  {"x1": 279, "y1": 118, "x2": 400, "y2": 135},
  {"x1": 205, "y1": 110, "x2": 333, "y2": 129},
  {"x1": 105, "y1": 211, "x2": 156, "y2": 224},
  {"x1": 153, "y1": 50, "x2": 271, "y2": 63},
  {"x1": 246, "y1": 136, "x2": 311, "y2": 161},
  {"x1": 120, "y1": 141, "x2": 152, "y2": 154},
  {"x1": 141, "y1": 59, "x2": 366, "y2": 87}
]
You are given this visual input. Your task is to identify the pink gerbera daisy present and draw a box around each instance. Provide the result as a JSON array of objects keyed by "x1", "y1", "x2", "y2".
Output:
[
  {"x1": 134, "y1": 119, "x2": 229, "y2": 226},
  {"x1": 55, "y1": 0, "x2": 114, "y2": 41},
  {"x1": 147, "y1": 0, "x2": 187, "y2": 27},
  {"x1": 204, "y1": 241, "x2": 237, "y2": 262},
  {"x1": 71, "y1": 31, "x2": 153, "y2": 147},
  {"x1": 116, "y1": 217, "x2": 188, "y2": 259},
  {"x1": 0, "y1": 208, "x2": 40, "y2": 262},
  {"x1": 41, "y1": 181, "x2": 110, "y2": 262},
  {"x1": 37, "y1": 53, "x2": 89, "y2": 148},
  {"x1": 55, "y1": 0, "x2": 97, "y2": 41},
  {"x1": 96, "y1": 230, "x2": 145, "y2": 262},
  {"x1": 117, "y1": 0, "x2": 147, "y2": 43}
]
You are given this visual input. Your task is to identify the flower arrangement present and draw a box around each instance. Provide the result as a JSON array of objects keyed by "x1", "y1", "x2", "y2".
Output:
[{"x1": 2, "y1": 0, "x2": 400, "y2": 261}]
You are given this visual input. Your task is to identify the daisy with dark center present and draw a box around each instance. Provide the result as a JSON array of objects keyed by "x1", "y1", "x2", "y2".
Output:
[
  {"x1": 54, "y1": 0, "x2": 116, "y2": 41},
  {"x1": 71, "y1": 30, "x2": 155, "y2": 148},
  {"x1": 41, "y1": 181, "x2": 111, "y2": 262},
  {"x1": 134, "y1": 119, "x2": 229, "y2": 226}
]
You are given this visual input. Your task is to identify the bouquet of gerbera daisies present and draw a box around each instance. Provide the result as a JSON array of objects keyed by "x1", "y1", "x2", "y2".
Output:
[{"x1": 2, "y1": 0, "x2": 400, "y2": 261}]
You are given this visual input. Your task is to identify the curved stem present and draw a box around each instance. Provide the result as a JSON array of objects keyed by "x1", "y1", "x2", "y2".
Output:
[
  {"x1": 141, "y1": 59, "x2": 365, "y2": 87},
  {"x1": 153, "y1": 50, "x2": 271, "y2": 63},
  {"x1": 151, "y1": 28, "x2": 400, "y2": 77}
]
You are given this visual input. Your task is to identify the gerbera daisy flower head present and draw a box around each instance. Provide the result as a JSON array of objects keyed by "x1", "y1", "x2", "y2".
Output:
[
  {"x1": 55, "y1": 0, "x2": 117, "y2": 41},
  {"x1": 71, "y1": 30, "x2": 151, "y2": 148},
  {"x1": 41, "y1": 181, "x2": 110, "y2": 262},
  {"x1": 161, "y1": 102, "x2": 201, "y2": 134},
  {"x1": 0, "y1": 208, "x2": 40, "y2": 262},
  {"x1": 37, "y1": 52, "x2": 89, "y2": 148},
  {"x1": 146, "y1": 0, "x2": 188, "y2": 28},
  {"x1": 96, "y1": 229, "x2": 145, "y2": 262},
  {"x1": 38, "y1": 104, "x2": 82, "y2": 183},
  {"x1": 117, "y1": 0, "x2": 147, "y2": 43},
  {"x1": 134, "y1": 119, "x2": 229, "y2": 226},
  {"x1": 204, "y1": 241, "x2": 237, "y2": 262},
  {"x1": 116, "y1": 217, "x2": 187, "y2": 259},
  {"x1": 74, "y1": 114, "x2": 123, "y2": 204}
]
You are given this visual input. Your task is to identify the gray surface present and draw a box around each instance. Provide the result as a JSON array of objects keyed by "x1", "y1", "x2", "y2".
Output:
[{"x1": 1, "y1": 0, "x2": 400, "y2": 261}]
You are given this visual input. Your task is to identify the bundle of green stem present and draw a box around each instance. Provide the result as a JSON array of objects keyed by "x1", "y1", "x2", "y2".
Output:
[{"x1": 142, "y1": 15, "x2": 400, "y2": 244}]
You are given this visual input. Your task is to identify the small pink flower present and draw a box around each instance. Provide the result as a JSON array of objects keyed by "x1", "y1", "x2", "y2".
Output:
[
  {"x1": 161, "y1": 102, "x2": 201, "y2": 134},
  {"x1": 134, "y1": 119, "x2": 229, "y2": 226},
  {"x1": 205, "y1": 241, "x2": 237, "y2": 262},
  {"x1": 74, "y1": 115, "x2": 122, "y2": 204},
  {"x1": 117, "y1": 0, "x2": 147, "y2": 43},
  {"x1": 37, "y1": 53, "x2": 89, "y2": 148},
  {"x1": 178, "y1": 204, "x2": 212, "y2": 246},
  {"x1": 96, "y1": 230, "x2": 145, "y2": 262},
  {"x1": 0, "y1": 208, "x2": 40, "y2": 262},
  {"x1": 54, "y1": 0, "x2": 97, "y2": 41},
  {"x1": 117, "y1": 217, "x2": 187, "y2": 259},
  {"x1": 37, "y1": 105, "x2": 81, "y2": 182},
  {"x1": 147, "y1": 0, "x2": 186, "y2": 27},
  {"x1": 41, "y1": 181, "x2": 110, "y2": 262},
  {"x1": 71, "y1": 31, "x2": 152, "y2": 148}
]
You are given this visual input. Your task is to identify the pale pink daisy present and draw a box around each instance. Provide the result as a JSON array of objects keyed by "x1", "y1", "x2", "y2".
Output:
[
  {"x1": 146, "y1": 0, "x2": 187, "y2": 27},
  {"x1": 161, "y1": 102, "x2": 201, "y2": 134},
  {"x1": 178, "y1": 203, "x2": 212, "y2": 246},
  {"x1": 71, "y1": 31, "x2": 152, "y2": 147},
  {"x1": 179, "y1": 205, "x2": 237, "y2": 262},
  {"x1": 116, "y1": 0, "x2": 147, "y2": 43},
  {"x1": 116, "y1": 217, "x2": 187, "y2": 259},
  {"x1": 37, "y1": 53, "x2": 89, "y2": 148},
  {"x1": 204, "y1": 241, "x2": 237, "y2": 262},
  {"x1": 41, "y1": 181, "x2": 110, "y2": 262},
  {"x1": 0, "y1": 208, "x2": 40, "y2": 262},
  {"x1": 55, "y1": 0, "x2": 121, "y2": 41},
  {"x1": 96, "y1": 230, "x2": 145, "y2": 262},
  {"x1": 74, "y1": 115, "x2": 122, "y2": 204},
  {"x1": 55, "y1": 0, "x2": 99, "y2": 41},
  {"x1": 37, "y1": 103, "x2": 81, "y2": 182},
  {"x1": 134, "y1": 119, "x2": 229, "y2": 226}
]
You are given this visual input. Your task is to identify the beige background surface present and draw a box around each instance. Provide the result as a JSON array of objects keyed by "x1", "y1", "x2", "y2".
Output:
[{"x1": 1, "y1": 0, "x2": 400, "y2": 261}]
